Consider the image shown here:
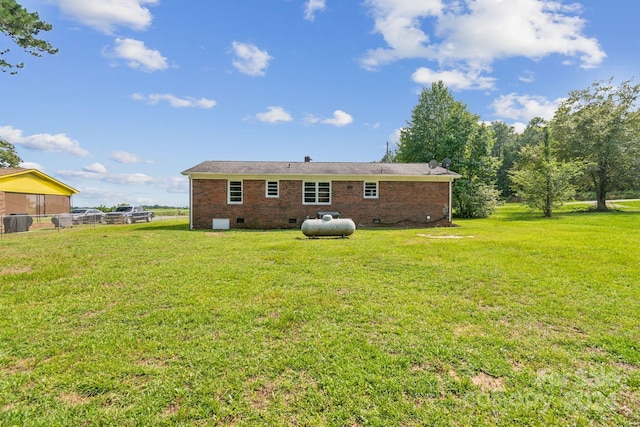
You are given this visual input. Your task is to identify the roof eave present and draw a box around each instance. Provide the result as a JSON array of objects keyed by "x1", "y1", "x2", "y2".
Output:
[{"x1": 183, "y1": 171, "x2": 459, "y2": 181}]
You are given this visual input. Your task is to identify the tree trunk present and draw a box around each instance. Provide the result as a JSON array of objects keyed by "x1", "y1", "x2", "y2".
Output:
[
  {"x1": 595, "y1": 172, "x2": 608, "y2": 211},
  {"x1": 595, "y1": 191, "x2": 608, "y2": 211},
  {"x1": 543, "y1": 128, "x2": 552, "y2": 217}
]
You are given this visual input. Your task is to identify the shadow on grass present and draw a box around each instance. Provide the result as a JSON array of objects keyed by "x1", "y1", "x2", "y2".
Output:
[
  {"x1": 131, "y1": 222, "x2": 192, "y2": 231},
  {"x1": 498, "y1": 207, "x2": 640, "y2": 222}
]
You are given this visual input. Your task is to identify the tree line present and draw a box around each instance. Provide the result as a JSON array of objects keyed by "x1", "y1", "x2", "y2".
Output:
[{"x1": 391, "y1": 79, "x2": 640, "y2": 218}]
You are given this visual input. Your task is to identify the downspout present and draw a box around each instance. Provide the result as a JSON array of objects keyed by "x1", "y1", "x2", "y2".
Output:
[
  {"x1": 189, "y1": 176, "x2": 193, "y2": 229},
  {"x1": 448, "y1": 179, "x2": 453, "y2": 223}
]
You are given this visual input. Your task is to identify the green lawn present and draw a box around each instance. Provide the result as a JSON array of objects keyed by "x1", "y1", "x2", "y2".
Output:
[{"x1": 1, "y1": 204, "x2": 639, "y2": 426}]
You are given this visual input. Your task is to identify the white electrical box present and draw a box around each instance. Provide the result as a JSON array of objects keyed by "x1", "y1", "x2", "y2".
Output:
[{"x1": 212, "y1": 218, "x2": 230, "y2": 230}]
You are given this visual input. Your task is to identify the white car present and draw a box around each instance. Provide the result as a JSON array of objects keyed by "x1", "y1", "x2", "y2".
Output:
[{"x1": 71, "y1": 208, "x2": 106, "y2": 224}]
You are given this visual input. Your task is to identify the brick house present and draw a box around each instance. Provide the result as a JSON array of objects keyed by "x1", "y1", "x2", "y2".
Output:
[{"x1": 181, "y1": 160, "x2": 460, "y2": 230}]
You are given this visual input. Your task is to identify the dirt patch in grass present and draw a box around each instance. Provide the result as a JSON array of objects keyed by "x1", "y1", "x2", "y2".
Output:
[
  {"x1": 59, "y1": 392, "x2": 91, "y2": 406},
  {"x1": 472, "y1": 372, "x2": 505, "y2": 392},
  {"x1": 1, "y1": 266, "x2": 33, "y2": 275},
  {"x1": 82, "y1": 310, "x2": 105, "y2": 318},
  {"x1": 7, "y1": 357, "x2": 36, "y2": 374},
  {"x1": 454, "y1": 324, "x2": 486, "y2": 338},
  {"x1": 416, "y1": 234, "x2": 474, "y2": 239},
  {"x1": 252, "y1": 384, "x2": 277, "y2": 411},
  {"x1": 245, "y1": 370, "x2": 318, "y2": 412},
  {"x1": 617, "y1": 391, "x2": 640, "y2": 420},
  {"x1": 162, "y1": 398, "x2": 183, "y2": 418},
  {"x1": 1, "y1": 402, "x2": 16, "y2": 412},
  {"x1": 205, "y1": 232, "x2": 226, "y2": 237},
  {"x1": 135, "y1": 357, "x2": 170, "y2": 369}
]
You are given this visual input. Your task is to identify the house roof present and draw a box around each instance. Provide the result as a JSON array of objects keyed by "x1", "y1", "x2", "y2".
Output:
[
  {"x1": 182, "y1": 161, "x2": 460, "y2": 181},
  {"x1": 0, "y1": 168, "x2": 26, "y2": 177},
  {"x1": 0, "y1": 168, "x2": 79, "y2": 195}
]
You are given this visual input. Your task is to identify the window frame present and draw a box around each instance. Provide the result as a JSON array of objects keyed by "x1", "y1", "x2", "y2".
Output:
[
  {"x1": 364, "y1": 181, "x2": 379, "y2": 199},
  {"x1": 228, "y1": 180, "x2": 243, "y2": 204},
  {"x1": 303, "y1": 181, "x2": 332, "y2": 205},
  {"x1": 265, "y1": 180, "x2": 279, "y2": 198}
]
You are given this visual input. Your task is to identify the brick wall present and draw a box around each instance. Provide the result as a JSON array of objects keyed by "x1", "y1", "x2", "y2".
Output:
[
  {"x1": 0, "y1": 191, "x2": 4, "y2": 216},
  {"x1": 190, "y1": 178, "x2": 452, "y2": 229}
]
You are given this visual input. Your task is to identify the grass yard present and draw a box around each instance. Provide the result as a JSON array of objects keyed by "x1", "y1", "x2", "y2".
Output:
[{"x1": 1, "y1": 204, "x2": 639, "y2": 426}]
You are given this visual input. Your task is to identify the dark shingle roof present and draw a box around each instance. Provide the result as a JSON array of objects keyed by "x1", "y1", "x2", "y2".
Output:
[{"x1": 182, "y1": 161, "x2": 459, "y2": 178}]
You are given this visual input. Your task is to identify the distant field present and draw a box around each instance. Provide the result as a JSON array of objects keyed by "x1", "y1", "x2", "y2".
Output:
[{"x1": 1, "y1": 204, "x2": 639, "y2": 425}]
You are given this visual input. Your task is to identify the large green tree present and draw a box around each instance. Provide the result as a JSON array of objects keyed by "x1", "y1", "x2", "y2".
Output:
[
  {"x1": 396, "y1": 81, "x2": 499, "y2": 218},
  {"x1": 490, "y1": 121, "x2": 520, "y2": 199},
  {"x1": 552, "y1": 78, "x2": 640, "y2": 211},
  {"x1": 509, "y1": 126, "x2": 581, "y2": 217},
  {"x1": 1, "y1": 0, "x2": 57, "y2": 74},
  {"x1": 0, "y1": 138, "x2": 22, "y2": 167}
]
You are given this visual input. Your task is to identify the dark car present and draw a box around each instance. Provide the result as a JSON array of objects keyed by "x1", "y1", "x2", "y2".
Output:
[{"x1": 71, "y1": 208, "x2": 105, "y2": 224}]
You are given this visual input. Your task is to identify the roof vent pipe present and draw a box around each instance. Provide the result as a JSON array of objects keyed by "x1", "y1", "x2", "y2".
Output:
[{"x1": 304, "y1": 156, "x2": 312, "y2": 162}]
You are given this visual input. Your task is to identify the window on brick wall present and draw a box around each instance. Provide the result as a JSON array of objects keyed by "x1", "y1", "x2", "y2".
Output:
[
  {"x1": 266, "y1": 180, "x2": 279, "y2": 198},
  {"x1": 228, "y1": 180, "x2": 243, "y2": 204},
  {"x1": 303, "y1": 181, "x2": 331, "y2": 204},
  {"x1": 364, "y1": 182, "x2": 378, "y2": 199}
]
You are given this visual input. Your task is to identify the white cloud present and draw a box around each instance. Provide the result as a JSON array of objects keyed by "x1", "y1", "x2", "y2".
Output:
[
  {"x1": 322, "y1": 110, "x2": 354, "y2": 127},
  {"x1": 106, "y1": 173, "x2": 156, "y2": 185},
  {"x1": 231, "y1": 41, "x2": 272, "y2": 76},
  {"x1": 304, "y1": 0, "x2": 327, "y2": 21},
  {"x1": 511, "y1": 122, "x2": 528, "y2": 133},
  {"x1": 158, "y1": 176, "x2": 189, "y2": 193},
  {"x1": 106, "y1": 38, "x2": 168, "y2": 72},
  {"x1": 71, "y1": 186, "x2": 123, "y2": 201},
  {"x1": 361, "y1": 0, "x2": 606, "y2": 79},
  {"x1": 57, "y1": 168, "x2": 185, "y2": 193},
  {"x1": 57, "y1": 170, "x2": 155, "y2": 185},
  {"x1": 359, "y1": 0, "x2": 443, "y2": 70},
  {"x1": 302, "y1": 114, "x2": 321, "y2": 125},
  {"x1": 303, "y1": 110, "x2": 354, "y2": 127},
  {"x1": 18, "y1": 161, "x2": 43, "y2": 170},
  {"x1": 55, "y1": 0, "x2": 158, "y2": 33},
  {"x1": 83, "y1": 162, "x2": 107, "y2": 174},
  {"x1": 55, "y1": 170, "x2": 105, "y2": 180},
  {"x1": 254, "y1": 106, "x2": 293, "y2": 123},
  {"x1": 110, "y1": 150, "x2": 151, "y2": 164},
  {"x1": 518, "y1": 70, "x2": 536, "y2": 83},
  {"x1": 132, "y1": 93, "x2": 216, "y2": 109},
  {"x1": 435, "y1": 0, "x2": 605, "y2": 68},
  {"x1": 389, "y1": 128, "x2": 402, "y2": 146},
  {"x1": 491, "y1": 93, "x2": 564, "y2": 122},
  {"x1": 0, "y1": 125, "x2": 90, "y2": 157},
  {"x1": 412, "y1": 67, "x2": 495, "y2": 90}
]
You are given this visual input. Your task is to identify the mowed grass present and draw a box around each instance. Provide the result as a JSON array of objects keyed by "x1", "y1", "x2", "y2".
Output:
[{"x1": 1, "y1": 204, "x2": 639, "y2": 426}]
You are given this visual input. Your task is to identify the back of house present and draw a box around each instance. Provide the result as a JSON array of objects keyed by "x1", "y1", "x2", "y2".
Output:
[{"x1": 181, "y1": 160, "x2": 459, "y2": 230}]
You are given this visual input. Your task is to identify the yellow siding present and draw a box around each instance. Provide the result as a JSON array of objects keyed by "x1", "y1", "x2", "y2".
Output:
[{"x1": 0, "y1": 173, "x2": 76, "y2": 196}]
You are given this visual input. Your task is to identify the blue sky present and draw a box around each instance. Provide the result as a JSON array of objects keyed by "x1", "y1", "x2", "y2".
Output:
[{"x1": 1, "y1": 0, "x2": 638, "y2": 207}]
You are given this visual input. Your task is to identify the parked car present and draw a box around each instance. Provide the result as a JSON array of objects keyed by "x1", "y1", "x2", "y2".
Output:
[
  {"x1": 71, "y1": 208, "x2": 106, "y2": 224},
  {"x1": 104, "y1": 206, "x2": 154, "y2": 224}
]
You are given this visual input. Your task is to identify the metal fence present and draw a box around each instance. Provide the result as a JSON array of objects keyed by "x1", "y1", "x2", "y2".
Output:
[{"x1": 0, "y1": 213, "x2": 188, "y2": 237}]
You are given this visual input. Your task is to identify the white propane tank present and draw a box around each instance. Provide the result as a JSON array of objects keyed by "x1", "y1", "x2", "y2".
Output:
[{"x1": 301, "y1": 215, "x2": 356, "y2": 237}]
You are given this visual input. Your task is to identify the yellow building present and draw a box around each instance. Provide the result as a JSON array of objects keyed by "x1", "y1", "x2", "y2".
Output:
[{"x1": 0, "y1": 168, "x2": 78, "y2": 216}]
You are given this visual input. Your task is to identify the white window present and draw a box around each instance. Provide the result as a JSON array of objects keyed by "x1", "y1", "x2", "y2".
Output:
[
  {"x1": 266, "y1": 180, "x2": 279, "y2": 198},
  {"x1": 364, "y1": 182, "x2": 378, "y2": 199},
  {"x1": 303, "y1": 181, "x2": 331, "y2": 205},
  {"x1": 228, "y1": 180, "x2": 243, "y2": 204}
]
